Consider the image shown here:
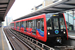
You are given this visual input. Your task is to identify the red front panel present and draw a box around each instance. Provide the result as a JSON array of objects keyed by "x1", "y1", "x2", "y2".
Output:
[{"x1": 63, "y1": 13, "x2": 68, "y2": 40}]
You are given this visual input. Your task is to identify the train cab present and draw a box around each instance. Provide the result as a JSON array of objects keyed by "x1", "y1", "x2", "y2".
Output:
[{"x1": 46, "y1": 13, "x2": 68, "y2": 43}]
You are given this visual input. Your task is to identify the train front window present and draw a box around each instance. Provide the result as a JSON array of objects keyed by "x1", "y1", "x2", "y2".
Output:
[
  {"x1": 53, "y1": 18, "x2": 59, "y2": 29},
  {"x1": 60, "y1": 18, "x2": 66, "y2": 29},
  {"x1": 46, "y1": 18, "x2": 52, "y2": 30}
]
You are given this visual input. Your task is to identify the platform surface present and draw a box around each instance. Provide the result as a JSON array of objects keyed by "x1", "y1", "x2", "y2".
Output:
[
  {"x1": 0, "y1": 27, "x2": 9, "y2": 50},
  {"x1": 68, "y1": 31, "x2": 75, "y2": 39}
]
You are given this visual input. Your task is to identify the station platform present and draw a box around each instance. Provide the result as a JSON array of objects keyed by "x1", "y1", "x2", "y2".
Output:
[
  {"x1": 0, "y1": 27, "x2": 11, "y2": 50},
  {"x1": 68, "y1": 31, "x2": 75, "y2": 39}
]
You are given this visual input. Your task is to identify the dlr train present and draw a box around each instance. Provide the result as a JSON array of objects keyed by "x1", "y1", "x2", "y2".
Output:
[{"x1": 10, "y1": 13, "x2": 68, "y2": 43}]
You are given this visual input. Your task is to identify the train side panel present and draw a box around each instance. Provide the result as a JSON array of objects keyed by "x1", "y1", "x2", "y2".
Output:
[{"x1": 14, "y1": 14, "x2": 47, "y2": 42}]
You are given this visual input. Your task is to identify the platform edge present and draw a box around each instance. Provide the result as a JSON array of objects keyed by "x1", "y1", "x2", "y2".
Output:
[{"x1": 2, "y1": 27, "x2": 12, "y2": 50}]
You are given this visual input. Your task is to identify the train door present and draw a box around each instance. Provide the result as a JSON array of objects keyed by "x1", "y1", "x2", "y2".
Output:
[{"x1": 36, "y1": 18, "x2": 44, "y2": 37}]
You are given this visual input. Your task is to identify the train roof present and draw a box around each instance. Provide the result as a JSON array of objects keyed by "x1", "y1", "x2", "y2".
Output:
[{"x1": 14, "y1": 0, "x2": 75, "y2": 21}]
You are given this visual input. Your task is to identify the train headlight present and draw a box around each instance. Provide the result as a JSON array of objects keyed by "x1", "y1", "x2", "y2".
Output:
[
  {"x1": 48, "y1": 32, "x2": 50, "y2": 35},
  {"x1": 63, "y1": 31, "x2": 66, "y2": 34}
]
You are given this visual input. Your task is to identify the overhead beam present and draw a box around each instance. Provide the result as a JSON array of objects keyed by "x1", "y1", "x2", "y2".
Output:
[
  {"x1": 0, "y1": 3, "x2": 8, "y2": 5},
  {"x1": 63, "y1": 3, "x2": 75, "y2": 6},
  {"x1": 0, "y1": 7, "x2": 7, "y2": 9},
  {"x1": 0, "y1": 10, "x2": 6, "y2": 11},
  {"x1": 45, "y1": 10, "x2": 61, "y2": 12},
  {"x1": 52, "y1": 7, "x2": 74, "y2": 10}
]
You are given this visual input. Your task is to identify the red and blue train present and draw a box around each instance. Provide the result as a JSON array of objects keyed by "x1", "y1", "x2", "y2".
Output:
[{"x1": 10, "y1": 13, "x2": 68, "y2": 43}]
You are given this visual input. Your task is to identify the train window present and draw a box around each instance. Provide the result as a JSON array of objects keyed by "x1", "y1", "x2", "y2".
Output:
[
  {"x1": 19, "y1": 22, "x2": 20, "y2": 27},
  {"x1": 19, "y1": 22, "x2": 21, "y2": 30},
  {"x1": 20, "y1": 22, "x2": 21, "y2": 28},
  {"x1": 19, "y1": 22, "x2": 21, "y2": 28},
  {"x1": 16, "y1": 22, "x2": 18, "y2": 28},
  {"x1": 26, "y1": 20, "x2": 32, "y2": 28},
  {"x1": 27, "y1": 21, "x2": 29, "y2": 28},
  {"x1": 16, "y1": 22, "x2": 20, "y2": 26},
  {"x1": 23, "y1": 21, "x2": 26, "y2": 31},
  {"x1": 16, "y1": 23, "x2": 17, "y2": 28},
  {"x1": 29, "y1": 20, "x2": 32, "y2": 28},
  {"x1": 46, "y1": 18, "x2": 52, "y2": 30},
  {"x1": 60, "y1": 18, "x2": 66, "y2": 29},
  {"x1": 32, "y1": 20, "x2": 36, "y2": 35},
  {"x1": 37, "y1": 19, "x2": 40, "y2": 29},
  {"x1": 20, "y1": 21, "x2": 24, "y2": 28},
  {"x1": 41, "y1": 19, "x2": 44, "y2": 31},
  {"x1": 12, "y1": 23, "x2": 14, "y2": 27},
  {"x1": 37, "y1": 18, "x2": 44, "y2": 31},
  {"x1": 31, "y1": 21, "x2": 33, "y2": 28},
  {"x1": 16, "y1": 22, "x2": 20, "y2": 29},
  {"x1": 53, "y1": 18, "x2": 59, "y2": 29}
]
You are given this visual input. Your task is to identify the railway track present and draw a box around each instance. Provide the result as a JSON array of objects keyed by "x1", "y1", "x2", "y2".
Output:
[
  {"x1": 4, "y1": 27, "x2": 33, "y2": 50},
  {"x1": 4, "y1": 27, "x2": 54, "y2": 50}
]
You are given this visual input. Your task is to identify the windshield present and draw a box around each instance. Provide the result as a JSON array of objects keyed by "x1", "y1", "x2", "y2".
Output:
[
  {"x1": 46, "y1": 14, "x2": 66, "y2": 30},
  {"x1": 53, "y1": 18, "x2": 59, "y2": 29},
  {"x1": 60, "y1": 18, "x2": 66, "y2": 29},
  {"x1": 46, "y1": 18, "x2": 52, "y2": 30}
]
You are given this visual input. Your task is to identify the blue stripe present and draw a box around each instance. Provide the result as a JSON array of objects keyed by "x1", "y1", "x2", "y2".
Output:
[{"x1": 37, "y1": 29, "x2": 44, "y2": 37}]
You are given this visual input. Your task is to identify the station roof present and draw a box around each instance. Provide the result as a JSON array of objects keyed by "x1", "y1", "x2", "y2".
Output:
[
  {"x1": 0, "y1": 0, "x2": 15, "y2": 22},
  {"x1": 14, "y1": 0, "x2": 75, "y2": 21}
]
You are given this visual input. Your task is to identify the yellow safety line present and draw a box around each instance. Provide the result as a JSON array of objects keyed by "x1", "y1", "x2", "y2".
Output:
[{"x1": 1, "y1": 28, "x2": 5, "y2": 50}]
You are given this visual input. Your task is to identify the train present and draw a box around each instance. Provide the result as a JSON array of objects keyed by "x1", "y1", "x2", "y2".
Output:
[{"x1": 10, "y1": 13, "x2": 68, "y2": 43}]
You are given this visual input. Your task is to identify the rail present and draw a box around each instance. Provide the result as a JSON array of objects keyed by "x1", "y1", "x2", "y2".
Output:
[{"x1": 9, "y1": 28, "x2": 55, "y2": 50}]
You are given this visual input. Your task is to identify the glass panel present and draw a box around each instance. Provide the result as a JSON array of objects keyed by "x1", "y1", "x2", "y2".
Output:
[
  {"x1": 27, "y1": 21, "x2": 29, "y2": 28},
  {"x1": 18, "y1": 22, "x2": 20, "y2": 27},
  {"x1": 40, "y1": 19, "x2": 44, "y2": 31},
  {"x1": 64, "y1": 13, "x2": 74, "y2": 31},
  {"x1": 20, "y1": 22, "x2": 24, "y2": 28},
  {"x1": 23, "y1": 21, "x2": 26, "y2": 31},
  {"x1": 23, "y1": 21, "x2": 26, "y2": 27},
  {"x1": 60, "y1": 18, "x2": 66, "y2": 29},
  {"x1": 16, "y1": 23, "x2": 18, "y2": 28},
  {"x1": 46, "y1": 18, "x2": 52, "y2": 30},
  {"x1": 29, "y1": 20, "x2": 32, "y2": 28},
  {"x1": 16, "y1": 22, "x2": 20, "y2": 29},
  {"x1": 32, "y1": 20, "x2": 36, "y2": 35},
  {"x1": 12, "y1": 23, "x2": 14, "y2": 27},
  {"x1": 53, "y1": 18, "x2": 59, "y2": 29},
  {"x1": 31, "y1": 22, "x2": 33, "y2": 28},
  {"x1": 37, "y1": 18, "x2": 44, "y2": 31},
  {"x1": 37, "y1": 20, "x2": 40, "y2": 29}
]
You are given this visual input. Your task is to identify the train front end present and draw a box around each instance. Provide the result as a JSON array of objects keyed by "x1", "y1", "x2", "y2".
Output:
[{"x1": 46, "y1": 13, "x2": 68, "y2": 43}]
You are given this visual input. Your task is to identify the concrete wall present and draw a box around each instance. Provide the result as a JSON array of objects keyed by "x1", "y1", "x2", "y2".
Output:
[
  {"x1": 45, "y1": 0, "x2": 53, "y2": 6},
  {"x1": 31, "y1": 0, "x2": 53, "y2": 11}
]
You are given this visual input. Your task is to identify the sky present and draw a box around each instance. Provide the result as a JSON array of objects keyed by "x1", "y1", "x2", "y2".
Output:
[{"x1": 7, "y1": 0, "x2": 44, "y2": 20}]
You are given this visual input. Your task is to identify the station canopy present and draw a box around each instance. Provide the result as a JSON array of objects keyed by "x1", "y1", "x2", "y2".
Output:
[
  {"x1": 14, "y1": 0, "x2": 75, "y2": 21},
  {"x1": 0, "y1": 0, "x2": 15, "y2": 22}
]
